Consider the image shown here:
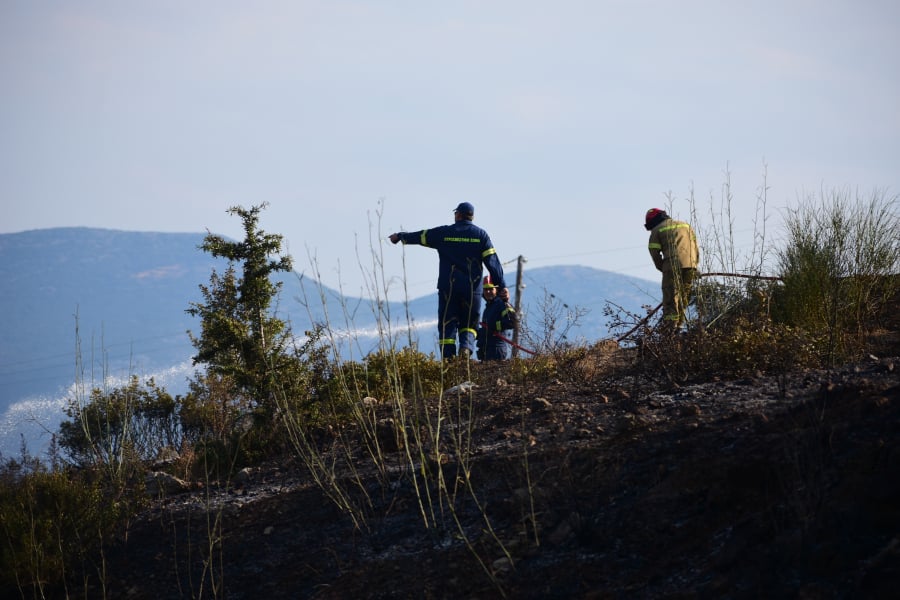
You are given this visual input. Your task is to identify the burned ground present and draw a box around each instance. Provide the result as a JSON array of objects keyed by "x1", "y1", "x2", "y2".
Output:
[{"x1": 88, "y1": 337, "x2": 900, "y2": 600}]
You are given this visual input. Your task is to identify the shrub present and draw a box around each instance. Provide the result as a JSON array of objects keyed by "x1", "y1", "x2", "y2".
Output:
[
  {"x1": 775, "y1": 188, "x2": 899, "y2": 365},
  {"x1": 0, "y1": 460, "x2": 135, "y2": 597},
  {"x1": 179, "y1": 372, "x2": 253, "y2": 446},
  {"x1": 636, "y1": 312, "x2": 820, "y2": 385},
  {"x1": 358, "y1": 346, "x2": 443, "y2": 402},
  {"x1": 59, "y1": 376, "x2": 180, "y2": 471},
  {"x1": 179, "y1": 370, "x2": 283, "y2": 478}
]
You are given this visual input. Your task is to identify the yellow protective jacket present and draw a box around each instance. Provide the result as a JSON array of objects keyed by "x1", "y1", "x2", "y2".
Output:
[{"x1": 648, "y1": 218, "x2": 699, "y2": 272}]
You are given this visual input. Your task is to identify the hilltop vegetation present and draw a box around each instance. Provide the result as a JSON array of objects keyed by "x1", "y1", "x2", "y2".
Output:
[
  {"x1": 0, "y1": 227, "x2": 651, "y2": 429},
  {"x1": 1, "y1": 191, "x2": 899, "y2": 599}
]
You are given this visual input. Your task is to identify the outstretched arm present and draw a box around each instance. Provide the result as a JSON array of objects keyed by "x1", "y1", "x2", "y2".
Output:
[{"x1": 390, "y1": 230, "x2": 428, "y2": 246}]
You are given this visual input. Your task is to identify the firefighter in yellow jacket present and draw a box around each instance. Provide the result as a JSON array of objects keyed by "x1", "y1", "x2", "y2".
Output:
[{"x1": 645, "y1": 208, "x2": 700, "y2": 330}]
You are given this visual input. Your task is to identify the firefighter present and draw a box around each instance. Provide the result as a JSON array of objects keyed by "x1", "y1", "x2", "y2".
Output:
[
  {"x1": 389, "y1": 202, "x2": 508, "y2": 359},
  {"x1": 645, "y1": 208, "x2": 700, "y2": 331},
  {"x1": 476, "y1": 275, "x2": 517, "y2": 361}
]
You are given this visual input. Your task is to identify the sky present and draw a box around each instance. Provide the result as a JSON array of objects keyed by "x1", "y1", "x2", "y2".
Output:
[{"x1": 3, "y1": 0, "x2": 899, "y2": 301}]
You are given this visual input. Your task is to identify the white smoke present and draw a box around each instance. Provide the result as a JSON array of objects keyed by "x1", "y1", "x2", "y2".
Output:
[
  {"x1": 0, "y1": 359, "x2": 196, "y2": 462},
  {"x1": 0, "y1": 320, "x2": 439, "y2": 462}
]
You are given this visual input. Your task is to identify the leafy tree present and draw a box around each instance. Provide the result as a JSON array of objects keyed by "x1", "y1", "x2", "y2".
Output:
[{"x1": 186, "y1": 203, "x2": 294, "y2": 418}]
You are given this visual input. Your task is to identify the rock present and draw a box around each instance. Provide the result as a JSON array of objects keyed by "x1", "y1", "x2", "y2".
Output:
[
  {"x1": 532, "y1": 397, "x2": 552, "y2": 411},
  {"x1": 145, "y1": 471, "x2": 192, "y2": 497},
  {"x1": 151, "y1": 446, "x2": 180, "y2": 470},
  {"x1": 234, "y1": 467, "x2": 255, "y2": 486},
  {"x1": 446, "y1": 381, "x2": 477, "y2": 394},
  {"x1": 376, "y1": 418, "x2": 404, "y2": 451}
]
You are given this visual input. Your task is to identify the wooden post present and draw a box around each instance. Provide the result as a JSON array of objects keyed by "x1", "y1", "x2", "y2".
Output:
[{"x1": 512, "y1": 255, "x2": 526, "y2": 358}]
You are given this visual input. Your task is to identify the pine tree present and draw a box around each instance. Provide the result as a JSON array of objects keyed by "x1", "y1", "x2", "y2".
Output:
[{"x1": 186, "y1": 203, "x2": 293, "y2": 417}]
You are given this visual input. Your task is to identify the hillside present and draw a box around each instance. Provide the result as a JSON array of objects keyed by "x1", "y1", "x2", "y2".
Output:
[{"x1": 83, "y1": 347, "x2": 900, "y2": 599}]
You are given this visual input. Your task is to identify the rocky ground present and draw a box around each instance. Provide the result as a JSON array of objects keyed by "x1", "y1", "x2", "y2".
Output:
[{"x1": 92, "y1": 338, "x2": 900, "y2": 599}]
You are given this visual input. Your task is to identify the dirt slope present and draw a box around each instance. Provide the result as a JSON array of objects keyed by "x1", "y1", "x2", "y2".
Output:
[{"x1": 88, "y1": 344, "x2": 900, "y2": 600}]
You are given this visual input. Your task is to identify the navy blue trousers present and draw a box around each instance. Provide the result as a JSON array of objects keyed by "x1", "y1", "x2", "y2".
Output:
[{"x1": 438, "y1": 290, "x2": 481, "y2": 359}]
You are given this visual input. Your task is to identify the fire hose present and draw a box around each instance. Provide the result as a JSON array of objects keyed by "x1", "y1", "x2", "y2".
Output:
[
  {"x1": 485, "y1": 271, "x2": 783, "y2": 352},
  {"x1": 492, "y1": 331, "x2": 537, "y2": 355},
  {"x1": 614, "y1": 271, "x2": 783, "y2": 343}
]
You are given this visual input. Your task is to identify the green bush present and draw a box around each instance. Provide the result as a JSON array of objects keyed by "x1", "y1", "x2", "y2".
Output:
[
  {"x1": 637, "y1": 313, "x2": 820, "y2": 385},
  {"x1": 295, "y1": 346, "x2": 443, "y2": 426},
  {"x1": 180, "y1": 370, "x2": 293, "y2": 477},
  {"x1": 775, "y1": 188, "x2": 899, "y2": 365},
  {"x1": 59, "y1": 376, "x2": 180, "y2": 471},
  {"x1": 359, "y1": 346, "x2": 443, "y2": 402},
  {"x1": 179, "y1": 372, "x2": 252, "y2": 446},
  {"x1": 0, "y1": 461, "x2": 134, "y2": 597}
]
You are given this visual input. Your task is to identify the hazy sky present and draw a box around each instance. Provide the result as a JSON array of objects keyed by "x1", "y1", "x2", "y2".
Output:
[{"x1": 3, "y1": 1, "x2": 898, "y2": 300}]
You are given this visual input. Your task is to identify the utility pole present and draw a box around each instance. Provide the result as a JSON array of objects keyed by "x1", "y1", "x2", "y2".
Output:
[{"x1": 512, "y1": 255, "x2": 526, "y2": 358}]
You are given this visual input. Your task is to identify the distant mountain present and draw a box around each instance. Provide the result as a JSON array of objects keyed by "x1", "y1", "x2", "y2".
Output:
[
  {"x1": 0, "y1": 228, "x2": 657, "y2": 457},
  {"x1": 1, "y1": 228, "x2": 219, "y2": 408},
  {"x1": 514, "y1": 263, "x2": 658, "y2": 345}
]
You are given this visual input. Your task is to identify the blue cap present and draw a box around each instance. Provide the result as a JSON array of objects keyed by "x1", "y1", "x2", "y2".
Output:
[{"x1": 453, "y1": 202, "x2": 474, "y2": 216}]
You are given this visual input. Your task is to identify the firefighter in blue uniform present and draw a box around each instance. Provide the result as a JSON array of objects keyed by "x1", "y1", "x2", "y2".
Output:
[
  {"x1": 390, "y1": 202, "x2": 508, "y2": 359},
  {"x1": 477, "y1": 275, "x2": 517, "y2": 361}
]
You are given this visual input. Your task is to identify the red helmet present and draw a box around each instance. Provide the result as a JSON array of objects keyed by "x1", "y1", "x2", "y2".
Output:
[
  {"x1": 645, "y1": 208, "x2": 667, "y2": 230},
  {"x1": 645, "y1": 208, "x2": 664, "y2": 225},
  {"x1": 482, "y1": 275, "x2": 497, "y2": 289}
]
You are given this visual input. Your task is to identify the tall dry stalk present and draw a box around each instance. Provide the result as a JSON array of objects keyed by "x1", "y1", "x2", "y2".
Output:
[{"x1": 272, "y1": 200, "x2": 515, "y2": 596}]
